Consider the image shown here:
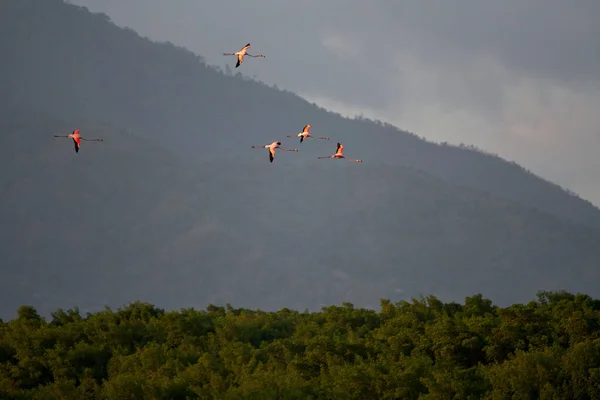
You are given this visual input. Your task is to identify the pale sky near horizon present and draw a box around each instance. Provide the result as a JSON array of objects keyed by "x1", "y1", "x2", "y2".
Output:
[{"x1": 72, "y1": 0, "x2": 600, "y2": 207}]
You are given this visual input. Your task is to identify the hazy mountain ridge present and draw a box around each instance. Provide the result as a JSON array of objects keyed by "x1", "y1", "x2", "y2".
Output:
[
  {"x1": 1, "y1": 0, "x2": 600, "y2": 229},
  {"x1": 2, "y1": 110, "x2": 600, "y2": 318}
]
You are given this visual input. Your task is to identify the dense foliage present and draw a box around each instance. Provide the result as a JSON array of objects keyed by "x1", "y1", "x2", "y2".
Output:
[{"x1": 1, "y1": 291, "x2": 600, "y2": 399}]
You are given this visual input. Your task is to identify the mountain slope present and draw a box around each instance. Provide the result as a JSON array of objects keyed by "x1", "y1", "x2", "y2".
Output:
[
  {"x1": 0, "y1": 109, "x2": 199, "y2": 317},
  {"x1": 2, "y1": 109, "x2": 600, "y2": 319},
  {"x1": 1, "y1": 0, "x2": 600, "y2": 229}
]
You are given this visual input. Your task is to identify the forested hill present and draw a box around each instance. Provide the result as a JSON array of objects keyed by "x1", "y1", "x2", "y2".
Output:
[
  {"x1": 1, "y1": 292, "x2": 600, "y2": 398},
  {"x1": 1, "y1": 0, "x2": 600, "y2": 228},
  {"x1": 2, "y1": 110, "x2": 600, "y2": 319}
]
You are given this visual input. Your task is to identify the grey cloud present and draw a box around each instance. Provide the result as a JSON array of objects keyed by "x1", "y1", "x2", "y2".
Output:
[{"x1": 375, "y1": 1, "x2": 600, "y2": 83}]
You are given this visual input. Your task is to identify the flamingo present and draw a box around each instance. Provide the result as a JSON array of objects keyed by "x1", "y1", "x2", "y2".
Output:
[
  {"x1": 54, "y1": 129, "x2": 103, "y2": 153},
  {"x1": 317, "y1": 142, "x2": 362, "y2": 162},
  {"x1": 223, "y1": 43, "x2": 266, "y2": 68},
  {"x1": 286, "y1": 124, "x2": 329, "y2": 143},
  {"x1": 251, "y1": 141, "x2": 298, "y2": 163}
]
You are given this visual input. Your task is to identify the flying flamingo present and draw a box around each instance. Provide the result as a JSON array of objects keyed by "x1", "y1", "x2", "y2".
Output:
[
  {"x1": 54, "y1": 129, "x2": 103, "y2": 153},
  {"x1": 223, "y1": 43, "x2": 266, "y2": 68},
  {"x1": 317, "y1": 142, "x2": 362, "y2": 162},
  {"x1": 251, "y1": 141, "x2": 298, "y2": 163},
  {"x1": 287, "y1": 124, "x2": 329, "y2": 143}
]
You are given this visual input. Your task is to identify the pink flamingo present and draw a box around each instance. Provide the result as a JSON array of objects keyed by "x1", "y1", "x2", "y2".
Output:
[
  {"x1": 317, "y1": 142, "x2": 362, "y2": 162},
  {"x1": 287, "y1": 124, "x2": 329, "y2": 143},
  {"x1": 54, "y1": 129, "x2": 103, "y2": 153},
  {"x1": 223, "y1": 43, "x2": 266, "y2": 68},
  {"x1": 251, "y1": 141, "x2": 298, "y2": 163}
]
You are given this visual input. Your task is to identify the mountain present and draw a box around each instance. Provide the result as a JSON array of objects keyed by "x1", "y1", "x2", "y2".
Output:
[
  {"x1": 2, "y1": 109, "x2": 600, "y2": 319},
  {"x1": 1, "y1": 0, "x2": 600, "y2": 229},
  {"x1": 2, "y1": 1, "x2": 600, "y2": 319}
]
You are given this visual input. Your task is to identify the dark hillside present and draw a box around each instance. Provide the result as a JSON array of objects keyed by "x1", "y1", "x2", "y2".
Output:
[
  {"x1": 2, "y1": 110, "x2": 600, "y2": 319},
  {"x1": 1, "y1": 0, "x2": 599, "y2": 229}
]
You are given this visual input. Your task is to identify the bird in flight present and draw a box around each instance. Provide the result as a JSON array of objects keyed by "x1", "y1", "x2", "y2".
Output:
[
  {"x1": 223, "y1": 43, "x2": 266, "y2": 68},
  {"x1": 252, "y1": 141, "x2": 298, "y2": 163},
  {"x1": 54, "y1": 129, "x2": 103, "y2": 153},
  {"x1": 287, "y1": 124, "x2": 329, "y2": 143},
  {"x1": 317, "y1": 142, "x2": 362, "y2": 162}
]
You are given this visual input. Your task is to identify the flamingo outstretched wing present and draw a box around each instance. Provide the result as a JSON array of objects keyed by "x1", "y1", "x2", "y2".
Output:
[
  {"x1": 269, "y1": 147, "x2": 275, "y2": 163},
  {"x1": 72, "y1": 137, "x2": 80, "y2": 153}
]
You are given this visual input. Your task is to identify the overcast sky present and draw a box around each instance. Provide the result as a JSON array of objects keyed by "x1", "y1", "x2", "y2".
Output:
[{"x1": 72, "y1": 0, "x2": 600, "y2": 206}]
